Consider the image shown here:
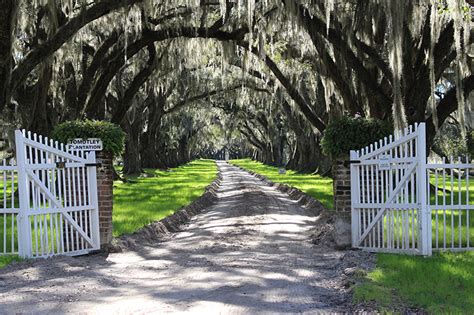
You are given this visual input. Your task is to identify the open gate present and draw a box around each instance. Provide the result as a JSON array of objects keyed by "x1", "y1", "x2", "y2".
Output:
[
  {"x1": 0, "y1": 130, "x2": 100, "y2": 259},
  {"x1": 351, "y1": 123, "x2": 473, "y2": 256}
]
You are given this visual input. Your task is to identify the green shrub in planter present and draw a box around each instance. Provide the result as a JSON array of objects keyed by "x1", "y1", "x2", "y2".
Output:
[
  {"x1": 321, "y1": 116, "x2": 392, "y2": 159},
  {"x1": 51, "y1": 120, "x2": 125, "y2": 156}
]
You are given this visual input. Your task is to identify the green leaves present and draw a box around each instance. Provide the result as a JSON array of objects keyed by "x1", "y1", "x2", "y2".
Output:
[
  {"x1": 51, "y1": 120, "x2": 125, "y2": 156},
  {"x1": 468, "y1": 130, "x2": 474, "y2": 157},
  {"x1": 433, "y1": 124, "x2": 469, "y2": 158},
  {"x1": 321, "y1": 116, "x2": 392, "y2": 159}
]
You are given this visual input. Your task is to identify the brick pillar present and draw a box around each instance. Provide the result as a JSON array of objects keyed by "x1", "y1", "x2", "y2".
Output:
[
  {"x1": 333, "y1": 159, "x2": 351, "y2": 212},
  {"x1": 332, "y1": 159, "x2": 352, "y2": 248},
  {"x1": 97, "y1": 151, "x2": 113, "y2": 246}
]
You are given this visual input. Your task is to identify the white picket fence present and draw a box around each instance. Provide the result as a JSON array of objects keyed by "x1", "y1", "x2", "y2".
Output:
[
  {"x1": 427, "y1": 157, "x2": 473, "y2": 251},
  {"x1": 0, "y1": 130, "x2": 100, "y2": 258},
  {"x1": 0, "y1": 159, "x2": 18, "y2": 255},
  {"x1": 350, "y1": 123, "x2": 473, "y2": 256}
]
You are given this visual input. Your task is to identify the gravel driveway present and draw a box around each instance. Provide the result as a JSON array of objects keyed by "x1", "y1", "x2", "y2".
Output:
[{"x1": 0, "y1": 161, "x2": 351, "y2": 314}]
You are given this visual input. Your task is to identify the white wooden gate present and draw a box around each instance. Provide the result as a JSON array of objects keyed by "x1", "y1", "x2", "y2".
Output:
[
  {"x1": 0, "y1": 130, "x2": 100, "y2": 259},
  {"x1": 351, "y1": 123, "x2": 473, "y2": 256}
]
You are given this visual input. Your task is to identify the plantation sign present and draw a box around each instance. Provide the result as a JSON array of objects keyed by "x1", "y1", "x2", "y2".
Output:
[
  {"x1": 68, "y1": 138, "x2": 103, "y2": 151},
  {"x1": 378, "y1": 154, "x2": 391, "y2": 171}
]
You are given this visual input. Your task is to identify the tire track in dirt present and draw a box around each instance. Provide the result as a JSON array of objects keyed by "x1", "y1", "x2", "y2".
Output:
[{"x1": 0, "y1": 161, "x2": 349, "y2": 314}]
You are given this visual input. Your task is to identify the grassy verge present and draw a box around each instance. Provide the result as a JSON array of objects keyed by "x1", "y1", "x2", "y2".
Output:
[
  {"x1": 113, "y1": 159, "x2": 217, "y2": 236},
  {"x1": 0, "y1": 255, "x2": 20, "y2": 269},
  {"x1": 354, "y1": 252, "x2": 474, "y2": 313},
  {"x1": 230, "y1": 159, "x2": 333, "y2": 210}
]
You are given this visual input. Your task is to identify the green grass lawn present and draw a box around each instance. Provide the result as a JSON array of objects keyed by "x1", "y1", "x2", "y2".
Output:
[
  {"x1": 113, "y1": 159, "x2": 217, "y2": 236},
  {"x1": 429, "y1": 173, "x2": 474, "y2": 249},
  {"x1": 0, "y1": 214, "x2": 17, "y2": 253},
  {"x1": 230, "y1": 159, "x2": 334, "y2": 210},
  {"x1": 231, "y1": 158, "x2": 474, "y2": 313},
  {"x1": 0, "y1": 255, "x2": 20, "y2": 269},
  {"x1": 354, "y1": 252, "x2": 474, "y2": 313}
]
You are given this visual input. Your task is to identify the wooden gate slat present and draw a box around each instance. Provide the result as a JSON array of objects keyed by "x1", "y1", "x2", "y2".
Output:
[
  {"x1": 26, "y1": 169, "x2": 96, "y2": 248},
  {"x1": 357, "y1": 162, "x2": 418, "y2": 245}
]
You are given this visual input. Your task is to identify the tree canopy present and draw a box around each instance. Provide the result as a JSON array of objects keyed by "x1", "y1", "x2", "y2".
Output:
[{"x1": 0, "y1": 0, "x2": 472, "y2": 173}]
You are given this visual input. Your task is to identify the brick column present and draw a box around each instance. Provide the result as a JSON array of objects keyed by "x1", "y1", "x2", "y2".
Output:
[
  {"x1": 332, "y1": 159, "x2": 352, "y2": 248},
  {"x1": 333, "y1": 159, "x2": 351, "y2": 212},
  {"x1": 97, "y1": 151, "x2": 114, "y2": 246}
]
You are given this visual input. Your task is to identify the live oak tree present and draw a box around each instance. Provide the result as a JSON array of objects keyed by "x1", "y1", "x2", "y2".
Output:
[{"x1": 0, "y1": 0, "x2": 472, "y2": 174}]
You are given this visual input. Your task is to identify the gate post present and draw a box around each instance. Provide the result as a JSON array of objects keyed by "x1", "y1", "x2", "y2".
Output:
[
  {"x1": 96, "y1": 151, "x2": 114, "y2": 247},
  {"x1": 332, "y1": 158, "x2": 352, "y2": 248},
  {"x1": 417, "y1": 123, "x2": 432, "y2": 256},
  {"x1": 350, "y1": 150, "x2": 359, "y2": 248},
  {"x1": 87, "y1": 151, "x2": 101, "y2": 249},
  {"x1": 14, "y1": 130, "x2": 32, "y2": 258}
]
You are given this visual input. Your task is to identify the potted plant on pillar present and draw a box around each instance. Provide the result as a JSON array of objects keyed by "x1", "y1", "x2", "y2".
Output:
[
  {"x1": 321, "y1": 115, "x2": 391, "y2": 248},
  {"x1": 52, "y1": 120, "x2": 125, "y2": 248}
]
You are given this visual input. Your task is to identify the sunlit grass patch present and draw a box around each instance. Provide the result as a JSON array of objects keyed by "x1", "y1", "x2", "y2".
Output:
[
  {"x1": 230, "y1": 159, "x2": 334, "y2": 210},
  {"x1": 429, "y1": 173, "x2": 473, "y2": 206},
  {"x1": 113, "y1": 159, "x2": 217, "y2": 236},
  {"x1": 428, "y1": 172, "x2": 474, "y2": 248},
  {"x1": 0, "y1": 214, "x2": 17, "y2": 253},
  {"x1": 0, "y1": 255, "x2": 21, "y2": 269},
  {"x1": 354, "y1": 251, "x2": 474, "y2": 313}
]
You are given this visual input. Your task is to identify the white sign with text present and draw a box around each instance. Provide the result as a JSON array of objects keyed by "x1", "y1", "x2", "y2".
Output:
[
  {"x1": 378, "y1": 154, "x2": 391, "y2": 171},
  {"x1": 68, "y1": 138, "x2": 103, "y2": 151}
]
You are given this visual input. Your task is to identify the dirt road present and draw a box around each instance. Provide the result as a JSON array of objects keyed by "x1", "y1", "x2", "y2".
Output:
[{"x1": 0, "y1": 161, "x2": 350, "y2": 314}]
